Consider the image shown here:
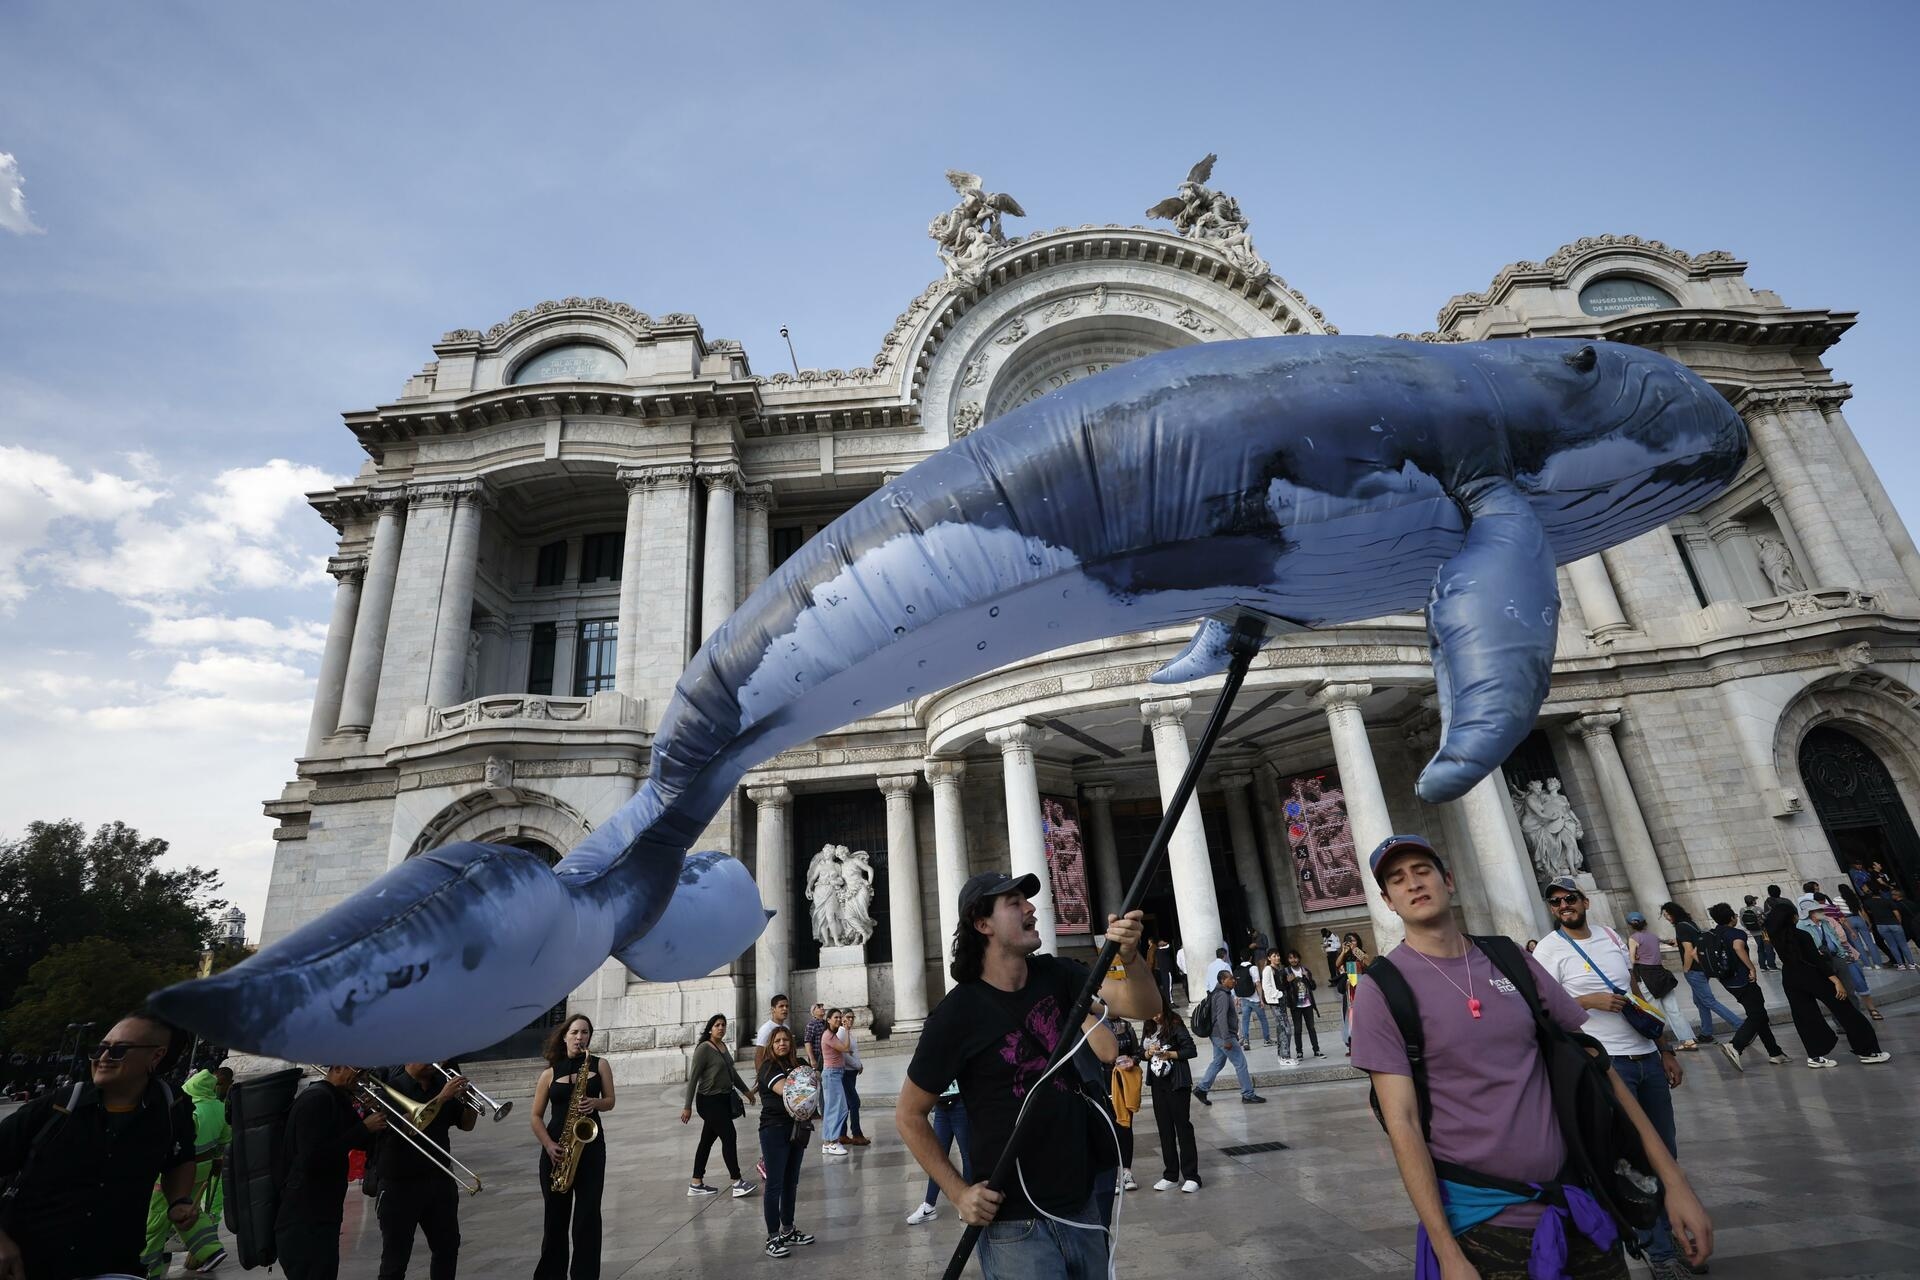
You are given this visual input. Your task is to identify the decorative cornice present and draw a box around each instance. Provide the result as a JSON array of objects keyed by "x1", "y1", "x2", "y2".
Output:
[
  {"x1": 1439, "y1": 234, "x2": 1743, "y2": 330},
  {"x1": 326, "y1": 554, "x2": 367, "y2": 585},
  {"x1": 405, "y1": 478, "x2": 489, "y2": 508},
  {"x1": 618, "y1": 463, "x2": 695, "y2": 491},
  {"x1": 1731, "y1": 382, "x2": 1853, "y2": 416},
  {"x1": 462, "y1": 297, "x2": 662, "y2": 349}
]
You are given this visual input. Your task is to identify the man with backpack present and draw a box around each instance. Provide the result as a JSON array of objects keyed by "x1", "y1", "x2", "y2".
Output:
[
  {"x1": 0, "y1": 1010, "x2": 200, "y2": 1280},
  {"x1": 1191, "y1": 967, "x2": 1266, "y2": 1107},
  {"x1": 1351, "y1": 835, "x2": 1713, "y2": 1280}
]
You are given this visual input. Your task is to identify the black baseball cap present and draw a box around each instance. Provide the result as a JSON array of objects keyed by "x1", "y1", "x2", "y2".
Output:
[
  {"x1": 1368, "y1": 834, "x2": 1445, "y2": 887},
  {"x1": 958, "y1": 871, "x2": 1042, "y2": 916}
]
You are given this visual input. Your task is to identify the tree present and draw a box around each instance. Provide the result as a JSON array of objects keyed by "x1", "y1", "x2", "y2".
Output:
[
  {"x1": 1, "y1": 937, "x2": 196, "y2": 1053},
  {"x1": 0, "y1": 820, "x2": 224, "y2": 1015}
]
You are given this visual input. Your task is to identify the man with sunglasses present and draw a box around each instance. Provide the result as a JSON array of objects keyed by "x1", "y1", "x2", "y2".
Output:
[
  {"x1": 1532, "y1": 878, "x2": 1696, "y2": 1280},
  {"x1": 0, "y1": 1012, "x2": 199, "y2": 1280}
]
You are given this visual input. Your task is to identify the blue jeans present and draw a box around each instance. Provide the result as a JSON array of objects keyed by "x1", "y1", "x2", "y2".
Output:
[
  {"x1": 1239, "y1": 998, "x2": 1271, "y2": 1044},
  {"x1": 977, "y1": 1194, "x2": 1108, "y2": 1280},
  {"x1": 1197, "y1": 1037, "x2": 1256, "y2": 1098},
  {"x1": 843, "y1": 1068, "x2": 863, "y2": 1137},
  {"x1": 924, "y1": 1096, "x2": 974, "y2": 1206},
  {"x1": 1611, "y1": 1054, "x2": 1678, "y2": 1264},
  {"x1": 820, "y1": 1067, "x2": 847, "y2": 1142},
  {"x1": 1844, "y1": 915, "x2": 1882, "y2": 965},
  {"x1": 1684, "y1": 970, "x2": 1743, "y2": 1038},
  {"x1": 1268, "y1": 1004, "x2": 1295, "y2": 1058},
  {"x1": 1756, "y1": 934, "x2": 1777, "y2": 970},
  {"x1": 1877, "y1": 924, "x2": 1914, "y2": 967},
  {"x1": 758, "y1": 1122, "x2": 807, "y2": 1236}
]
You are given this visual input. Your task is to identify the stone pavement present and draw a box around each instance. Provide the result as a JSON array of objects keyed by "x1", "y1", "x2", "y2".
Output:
[{"x1": 307, "y1": 1005, "x2": 1920, "y2": 1277}]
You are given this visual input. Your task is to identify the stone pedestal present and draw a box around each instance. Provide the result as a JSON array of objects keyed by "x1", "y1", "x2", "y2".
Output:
[{"x1": 814, "y1": 945, "x2": 872, "y2": 1025}]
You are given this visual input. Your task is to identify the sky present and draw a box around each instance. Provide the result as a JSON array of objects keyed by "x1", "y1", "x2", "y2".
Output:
[{"x1": 2, "y1": 2, "x2": 1916, "y2": 934}]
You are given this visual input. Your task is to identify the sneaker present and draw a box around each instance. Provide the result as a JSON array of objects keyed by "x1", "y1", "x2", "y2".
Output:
[
  {"x1": 1314, "y1": 1050, "x2": 1326, "y2": 1058},
  {"x1": 1180, "y1": 1179, "x2": 1201, "y2": 1193},
  {"x1": 1192, "y1": 1088, "x2": 1211, "y2": 1107},
  {"x1": 780, "y1": 1229, "x2": 816, "y2": 1246},
  {"x1": 1152, "y1": 1177, "x2": 1178, "y2": 1191},
  {"x1": 1242, "y1": 1094, "x2": 1268, "y2": 1103},
  {"x1": 765, "y1": 1236, "x2": 791, "y2": 1259},
  {"x1": 1648, "y1": 1261, "x2": 1681, "y2": 1280},
  {"x1": 820, "y1": 1142, "x2": 848, "y2": 1156},
  {"x1": 1720, "y1": 1042, "x2": 1744, "y2": 1072},
  {"x1": 845, "y1": 1134, "x2": 871, "y2": 1146},
  {"x1": 1122, "y1": 1171, "x2": 1138, "y2": 1190},
  {"x1": 1857, "y1": 1051, "x2": 1891, "y2": 1064},
  {"x1": 731, "y1": 1179, "x2": 757, "y2": 1198},
  {"x1": 1696, "y1": 1035, "x2": 1716, "y2": 1044},
  {"x1": 1767, "y1": 1054, "x2": 1791, "y2": 1065},
  {"x1": 1807, "y1": 1056, "x2": 1839, "y2": 1069},
  {"x1": 688, "y1": 1181, "x2": 720, "y2": 1196},
  {"x1": 906, "y1": 1202, "x2": 938, "y2": 1225}
]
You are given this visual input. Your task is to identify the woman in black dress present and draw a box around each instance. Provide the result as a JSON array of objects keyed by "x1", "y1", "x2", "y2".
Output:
[
  {"x1": 1142, "y1": 1007, "x2": 1200, "y2": 1191},
  {"x1": 530, "y1": 1014, "x2": 616, "y2": 1280}
]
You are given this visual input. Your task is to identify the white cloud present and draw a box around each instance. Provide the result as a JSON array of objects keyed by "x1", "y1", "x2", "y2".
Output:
[
  {"x1": 0, "y1": 153, "x2": 44, "y2": 235},
  {"x1": 164, "y1": 649, "x2": 311, "y2": 701},
  {"x1": 0, "y1": 446, "x2": 162, "y2": 605},
  {"x1": 139, "y1": 612, "x2": 328, "y2": 654}
]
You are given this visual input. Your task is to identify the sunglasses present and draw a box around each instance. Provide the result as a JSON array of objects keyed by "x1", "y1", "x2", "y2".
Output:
[
  {"x1": 88, "y1": 1042, "x2": 162, "y2": 1062},
  {"x1": 1546, "y1": 894, "x2": 1584, "y2": 907}
]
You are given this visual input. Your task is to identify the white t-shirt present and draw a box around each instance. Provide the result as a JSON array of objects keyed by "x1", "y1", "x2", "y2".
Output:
[
  {"x1": 1322, "y1": 933, "x2": 1341, "y2": 955},
  {"x1": 1203, "y1": 958, "x2": 1232, "y2": 991},
  {"x1": 754, "y1": 1018, "x2": 788, "y2": 1047},
  {"x1": 1531, "y1": 926, "x2": 1656, "y2": 1058}
]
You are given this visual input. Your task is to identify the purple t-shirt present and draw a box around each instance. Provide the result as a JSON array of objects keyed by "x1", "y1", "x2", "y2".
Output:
[
  {"x1": 1628, "y1": 928, "x2": 1662, "y2": 966},
  {"x1": 1351, "y1": 943, "x2": 1588, "y2": 1229}
]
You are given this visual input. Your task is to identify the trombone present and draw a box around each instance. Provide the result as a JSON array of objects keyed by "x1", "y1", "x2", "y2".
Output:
[
  {"x1": 430, "y1": 1062, "x2": 512, "y2": 1122},
  {"x1": 311, "y1": 1067, "x2": 484, "y2": 1195}
]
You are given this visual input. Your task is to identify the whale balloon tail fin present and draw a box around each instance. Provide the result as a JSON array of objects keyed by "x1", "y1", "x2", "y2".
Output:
[
  {"x1": 613, "y1": 850, "x2": 772, "y2": 982},
  {"x1": 1416, "y1": 479, "x2": 1560, "y2": 804},
  {"x1": 1150, "y1": 610, "x2": 1300, "y2": 685}
]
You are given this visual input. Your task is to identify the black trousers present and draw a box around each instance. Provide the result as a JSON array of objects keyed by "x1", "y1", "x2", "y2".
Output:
[
  {"x1": 536, "y1": 1140, "x2": 605, "y2": 1280},
  {"x1": 1292, "y1": 1005, "x2": 1321, "y2": 1054},
  {"x1": 1149, "y1": 1085, "x2": 1198, "y2": 1184},
  {"x1": 1784, "y1": 982, "x2": 1881, "y2": 1060},
  {"x1": 1726, "y1": 982, "x2": 1784, "y2": 1057},
  {"x1": 692, "y1": 1092, "x2": 742, "y2": 1181},
  {"x1": 275, "y1": 1220, "x2": 343, "y2": 1280},
  {"x1": 1117, "y1": 1124, "x2": 1134, "y2": 1171},
  {"x1": 378, "y1": 1177, "x2": 461, "y2": 1280}
]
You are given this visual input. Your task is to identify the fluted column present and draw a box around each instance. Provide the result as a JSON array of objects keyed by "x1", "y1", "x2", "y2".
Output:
[
  {"x1": 742, "y1": 485, "x2": 774, "y2": 595},
  {"x1": 1139, "y1": 698, "x2": 1226, "y2": 976},
  {"x1": 1313, "y1": 681, "x2": 1403, "y2": 951},
  {"x1": 879, "y1": 775, "x2": 929, "y2": 1032},
  {"x1": 986, "y1": 723, "x2": 1055, "y2": 953},
  {"x1": 925, "y1": 759, "x2": 970, "y2": 991},
  {"x1": 425, "y1": 484, "x2": 487, "y2": 708},
  {"x1": 1218, "y1": 772, "x2": 1275, "y2": 948},
  {"x1": 614, "y1": 469, "x2": 649, "y2": 697},
  {"x1": 1817, "y1": 389, "x2": 1920, "y2": 603},
  {"x1": 699, "y1": 465, "x2": 740, "y2": 641},
  {"x1": 1081, "y1": 784, "x2": 1123, "y2": 930},
  {"x1": 1738, "y1": 393, "x2": 1859, "y2": 589},
  {"x1": 748, "y1": 782, "x2": 794, "y2": 1016},
  {"x1": 335, "y1": 493, "x2": 406, "y2": 736},
  {"x1": 625, "y1": 464, "x2": 696, "y2": 723},
  {"x1": 1566, "y1": 555, "x2": 1631, "y2": 638},
  {"x1": 1457, "y1": 767, "x2": 1548, "y2": 941},
  {"x1": 1569, "y1": 713, "x2": 1671, "y2": 916},
  {"x1": 305, "y1": 555, "x2": 364, "y2": 755}
]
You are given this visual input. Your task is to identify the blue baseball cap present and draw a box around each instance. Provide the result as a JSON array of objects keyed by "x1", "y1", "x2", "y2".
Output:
[{"x1": 1368, "y1": 834, "x2": 1446, "y2": 887}]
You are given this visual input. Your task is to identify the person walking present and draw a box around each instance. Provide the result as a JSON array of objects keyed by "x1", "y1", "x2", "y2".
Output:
[
  {"x1": 681, "y1": 1014, "x2": 757, "y2": 1198},
  {"x1": 1772, "y1": 897, "x2": 1889, "y2": 1068},
  {"x1": 1279, "y1": 950, "x2": 1324, "y2": 1058},
  {"x1": 1813, "y1": 893, "x2": 1885, "y2": 1019},
  {"x1": 1738, "y1": 896, "x2": 1776, "y2": 971},
  {"x1": 1662, "y1": 903, "x2": 1744, "y2": 1044},
  {"x1": 1261, "y1": 949, "x2": 1297, "y2": 1065},
  {"x1": 905, "y1": 1081, "x2": 973, "y2": 1225},
  {"x1": 531, "y1": 1015, "x2": 614, "y2": 1280},
  {"x1": 278, "y1": 1065, "x2": 387, "y2": 1280},
  {"x1": 1703, "y1": 904, "x2": 1788, "y2": 1069},
  {"x1": 1236, "y1": 949, "x2": 1274, "y2": 1048},
  {"x1": 1625, "y1": 912, "x2": 1697, "y2": 1051},
  {"x1": 1835, "y1": 879, "x2": 1893, "y2": 968},
  {"x1": 1863, "y1": 884, "x2": 1916, "y2": 969},
  {"x1": 753, "y1": 1026, "x2": 817, "y2": 1257},
  {"x1": 1192, "y1": 966, "x2": 1266, "y2": 1106},
  {"x1": 373, "y1": 1062, "x2": 479, "y2": 1280},
  {"x1": 140, "y1": 1065, "x2": 231, "y2": 1279},
  {"x1": 817, "y1": 1009, "x2": 851, "y2": 1157},
  {"x1": 839, "y1": 1009, "x2": 870, "y2": 1146},
  {"x1": 1141, "y1": 1010, "x2": 1201, "y2": 1192}
]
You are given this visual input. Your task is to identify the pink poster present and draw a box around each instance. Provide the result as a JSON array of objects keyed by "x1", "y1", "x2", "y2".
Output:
[
  {"x1": 1280, "y1": 767, "x2": 1365, "y2": 911},
  {"x1": 1041, "y1": 795, "x2": 1092, "y2": 934}
]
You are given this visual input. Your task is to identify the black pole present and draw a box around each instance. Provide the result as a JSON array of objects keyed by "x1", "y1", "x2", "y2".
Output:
[{"x1": 940, "y1": 617, "x2": 1265, "y2": 1280}]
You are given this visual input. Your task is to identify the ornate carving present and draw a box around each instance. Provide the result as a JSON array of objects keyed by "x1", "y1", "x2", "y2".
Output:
[
  {"x1": 326, "y1": 554, "x2": 367, "y2": 585},
  {"x1": 994, "y1": 316, "x2": 1029, "y2": 346},
  {"x1": 962, "y1": 354, "x2": 990, "y2": 387},
  {"x1": 1173, "y1": 307, "x2": 1216, "y2": 334},
  {"x1": 986, "y1": 721, "x2": 1040, "y2": 758},
  {"x1": 1139, "y1": 697, "x2": 1193, "y2": 730},
  {"x1": 428, "y1": 694, "x2": 595, "y2": 736},
  {"x1": 1742, "y1": 587, "x2": 1877, "y2": 623},
  {"x1": 405, "y1": 478, "x2": 488, "y2": 509},
  {"x1": 746, "y1": 781, "x2": 793, "y2": 808},
  {"x1": 483, "y1": 297, "x2": 655, "y2": 343},
  {"x1": 440, "y1": 329, "x2": 481, "y2": 343},
  {"x1": 1756, "y1": 536, "x2": 1806, "y2": 595},
  {"x1": 1440, "y1": 235, "x2": 1738, "y2": 327},
  {"x1": 947, "y1": 677, "x2": 1064, "y2": 724},
  {"x1": 877, "y1": 774, "x2": 918, "y2": 799},
  {"x1": 806, "y1": 844, "x2": 876, "y2": 947},
  {"x1": 1735, "y1": 383, "x2": 1854, "y2": 416},
  {"x1": 739, "y1": 485, "x2": 775, "y2": 513},
  {"x1": 483, "y1": 754, "x2": 514, "y2": 790},
  {"x1": 698, "y1": 464, "x2": 744, "y2": 493},
  {"x1": 923, "y1": 758, "x2": 967, "y2": 787},
  {"x1": 953, "y1": 402, "x2": 984, "y2": 436},
  {"x1": 1511, "y1": 778, "x2": 1585, "y2": 879},
  {"x1": 1311, "y1": 681, "x2": 1373, "y2": 713},
  {"x1": 1144, "y1": 153, "x2": 1270, "y2": 279},
  {"x1": 1039, "y1": 295, "x2": 1081, "y2": 323},
  {"x1": 1570, "y1": 712, "x2": 1622, "y2": 739},
  {"x1": 929, "y1": 169, "x2": 1027, "y2": 283},
  {"x1": 1117, "y1": 294, "x2": 1161, "y2": 317},
  {"x1": 1838, "y1": 641, "x2": 1875, "y2": 671}
]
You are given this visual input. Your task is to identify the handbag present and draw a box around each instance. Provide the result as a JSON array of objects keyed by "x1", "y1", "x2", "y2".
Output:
[
  {"x1": 1634, "y1": 961, "x2": 1678, "y2": 1000},
  {"x1": 727, "y1": 1090, "x2": 745, "y2": 1120},
  {"x1": 1558, "y1": 929, "x2": 1667, "y2": 1043}
]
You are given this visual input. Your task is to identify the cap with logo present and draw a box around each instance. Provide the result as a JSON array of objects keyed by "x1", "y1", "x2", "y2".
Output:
[
  {"x1": 1542, "y1": 875, "x2": 1583, "y2": 900},
  {"x1": 957, "y1": 870, "x2": 1042, "y2": 917},
  {"x1": 1368, "y1": 834, "x2": 1446, "y2": 887}
]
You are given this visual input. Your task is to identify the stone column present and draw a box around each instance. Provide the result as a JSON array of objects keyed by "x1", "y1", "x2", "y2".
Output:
[
  {"x1": 925, "y1": 759, "x2": 970, "y2": 991},
  {"x1": 1312, "y1": 681, "x2": 1403, "y2": 951},
  {"x1": 626, "y1": 465, "x2": 697, "y2": 724},
  {"x1": 1456, "y1": 767, "x2": 1549, "y2": 941},
  {"x1": 1569, "y1": 713, "x2": 1672, "y2": 916},
  {"x1": 748, "y1": 782, "x2": 794, "y2": 1016},
  {"x1": 742, "y1": 485, "x2": 774, "y2": 595},
  {"x1": 1139, "y1": 698, "x2": 1226, "y2": 976},
  {"x1": 879, "y1": 775, "x2": 929, "y2": 1033},
  {"x1": 1707, "y1": 518, "x2": 1768, "y2": 601},
  {"x1": 552, "y1": 620, "x2": 579, "y2": 700},
  {"x1": 305, "y1": 555, "x2": 364, "y2": 755},
  {"x1": 1218, "y1": 772, "x2": 1276, "y2": 947},
  {"x1": 1250, "y1": 766, "x2": 1307, "y2": 933},
  {"x1": 614, "y1": 468, "x2": 649, "y2": 697},
  {"x1": 335, "y1": 493, "x2": 405, "y2": 736},
  {"x1": 1081, "y1": 784, "x2": 1124, "y2": 930},
  {"x1": 425, "y1": 485, "x2": 487, "y2": 708},
  {"x1": 986, "y1": 723, "x2": 1055, "y2": 953},
  {"x1": 1565, "y1": 555, "x2": 1631, "y2": 638},
  {"x1": 1739, "y1": 395, "x2": 1859, "y2": 589},
  {"x1": 699, "y1": 465, "x2": 740, "y2": 641},
  {"x1": 1818, "y1": 391, "x2": 1920, "y2": 603}
]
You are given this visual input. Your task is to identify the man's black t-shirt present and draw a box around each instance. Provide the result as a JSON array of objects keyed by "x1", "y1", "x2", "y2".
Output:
[
  {"x1": 277, "y1": 1079, "x2": 374, "y2": 1227},
  {"x1": 1864, "y1": 894, "x2": 1898, "y2": 927},
  {"x1": 906, "y1": 954, "x2": 1093, "y2": 1221},
  {"x1": 376, "y1": 1068, "x2": 465, "y2": 1184}
]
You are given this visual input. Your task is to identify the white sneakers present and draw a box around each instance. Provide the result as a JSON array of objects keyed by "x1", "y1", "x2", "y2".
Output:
[
  {"x1": 1121, "y1": 1172, "x2": 1138, "y2": 1191},
  {"x1": 1721, "y1": 1043, "x2": 1745, "y2": 1072},
  {"x1": 1807, "y1": 1056, "x2": 1838, "y2": 1069},
  {"x1": 1279, "y1": 1057, "x2": 1300, "y2": 1068},
  {"x1": 820, "y1": 1142, "x2": 849, "y2": 1156},
  {"x1": 1858, "y1": 1052, "x2": 1892, "y2": 1064},
  {"x1": 1180, "y1": 1179, "x2": 1200, "y2": 1193},
  {"x1": 1152, "y1": 1177, "x2": 1179, "y2": 1191},
  {"x1": 1767, "y1": 1054, "x2": 1791, "y2": 1065},
  {"x1": 907, "y1": 1202, "x2": 938, "y2": 1224}
]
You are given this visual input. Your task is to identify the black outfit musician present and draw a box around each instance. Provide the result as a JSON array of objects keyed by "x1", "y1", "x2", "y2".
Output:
[
  {"x1": 276, "y1": 1068, "x2": 384, "y2": 1280},
  {"x1": 532, "y1": 1040, "x2": 613, "y2": 1280},
  {"x1": 376, "y1": 1065, "x2": 478, "y2": 1280}
]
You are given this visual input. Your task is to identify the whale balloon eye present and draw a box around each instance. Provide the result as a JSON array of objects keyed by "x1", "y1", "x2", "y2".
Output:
[{"x1": 1563, "y1": 345, "x2": 1597, "y2": 373}]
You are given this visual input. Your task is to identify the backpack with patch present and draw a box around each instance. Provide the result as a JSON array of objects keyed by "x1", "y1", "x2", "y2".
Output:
[
  {"x1": 1690, "y1": 926, "x2": 1738, "y2": 983},
  {"x1": 1189, "y1": 992, "x2": 1214, "y2": 1039}
]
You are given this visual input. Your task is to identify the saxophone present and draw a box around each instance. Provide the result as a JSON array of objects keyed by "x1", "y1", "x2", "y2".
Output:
[{"x1": 548, "y1": 1052, "x2": 601, "y2": 1194}]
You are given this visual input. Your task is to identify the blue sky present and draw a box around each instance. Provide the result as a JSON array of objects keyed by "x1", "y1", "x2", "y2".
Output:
[{"x1": 2, "y1": 2, "x2": 1915, "y2": 930}]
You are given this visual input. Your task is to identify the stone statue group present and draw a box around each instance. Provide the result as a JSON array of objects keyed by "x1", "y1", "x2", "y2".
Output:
[
  {"x1": 805, "y1": 843, "x2": 878, "y2": 949},
  {"x1": 1511, "y1": 777, "x2": 1586, "y2": 881}
]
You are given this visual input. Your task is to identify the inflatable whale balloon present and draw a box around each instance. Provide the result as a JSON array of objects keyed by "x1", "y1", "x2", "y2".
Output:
[{"x1": 151, "y1": 336, "x2": 1747, "y2": 1062}]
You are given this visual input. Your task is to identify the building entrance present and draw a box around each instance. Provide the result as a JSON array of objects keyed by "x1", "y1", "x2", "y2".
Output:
[{"x1": 1799, "y1": 725, "x2": 1920, "y2": 896}]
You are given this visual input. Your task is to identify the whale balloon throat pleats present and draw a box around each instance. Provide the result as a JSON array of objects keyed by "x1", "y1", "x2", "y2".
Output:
[{"x1": 149, "y1": 335, "x2": 1747, "y2": 1063}]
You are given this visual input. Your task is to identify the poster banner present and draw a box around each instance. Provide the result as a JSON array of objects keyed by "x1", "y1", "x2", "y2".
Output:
[
  {"x1": 1041, "y1": 795, "x2": 1092, "y2": 934},
  {"x1": 1279, "y1": 767, "x2": 1365, "y2": 911}
]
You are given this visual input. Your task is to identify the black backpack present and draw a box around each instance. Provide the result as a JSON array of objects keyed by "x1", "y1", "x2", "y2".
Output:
[
  {"x1": 1362, "y1": 936, "x2": 1662, "y2": 1248},
  {"x1": 1690, "y1": 927, "x2": 1738, "y2": 983},
  {"x1": 1189, "y1": 993, "x2": 1214, "y2": 1039},
  {"x1": 222, "y1": 1067, "x2": 305, "y2": 1269}
]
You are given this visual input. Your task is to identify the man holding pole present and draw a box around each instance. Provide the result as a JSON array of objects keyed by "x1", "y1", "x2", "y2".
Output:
[{"x1": 895, "y1": 871, "x2": 1160, "y2": 1280}]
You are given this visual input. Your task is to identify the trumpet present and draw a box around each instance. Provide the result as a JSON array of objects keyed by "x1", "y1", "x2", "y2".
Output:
[
  {"x1": 430, "y1": 1062, "x2": 513, "y2": 1122},
  {"x1": 313, "y1": 1066, "x2": 484, "y2": 1196}
]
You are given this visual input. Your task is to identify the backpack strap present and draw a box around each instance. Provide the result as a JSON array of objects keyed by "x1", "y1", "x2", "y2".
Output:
[
  {"x1": 0, "y1": 1084, "x2": 86, "y2": 1209},
  {"x1": 1471, "y1": 934, "x2": 1546, "y2": 1021},
  {"x1": 1360, "y1": 956, "x2": 1431, "y2": 1142}
]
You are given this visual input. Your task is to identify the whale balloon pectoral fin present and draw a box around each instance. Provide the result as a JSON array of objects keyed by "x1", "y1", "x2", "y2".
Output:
[
  {"x1": 1416, "y1": 478, "x2": 1560, "y2": 804},
  {"x1": 1149, "y1": 609, "x2": 1300, "y2": 685},
  {"x1": 613, "y1": 850, "x2": 771, "y2": 983}
]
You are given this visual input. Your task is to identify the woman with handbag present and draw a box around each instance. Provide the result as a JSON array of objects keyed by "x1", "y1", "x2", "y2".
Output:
[
  {"x1": 1626, "y1": 910, "x2": 1698, "y2": 1050},
  {"x1": 681, "y1": 1013, "x2": 757, "y2": 1197},
  {"x1": 754, "y1": 1026, "x2": 819, "y2": 1257}
]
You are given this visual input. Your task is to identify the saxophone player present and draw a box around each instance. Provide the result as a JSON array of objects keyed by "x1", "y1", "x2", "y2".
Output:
[{"x1": 531, "y1": 1016, "x2": 614, "y2": 1280}]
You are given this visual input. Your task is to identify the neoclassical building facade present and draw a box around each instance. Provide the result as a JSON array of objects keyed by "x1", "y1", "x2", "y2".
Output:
[{"x1": 260, "y1": 191, "x2": 1920, "y2": 1078}]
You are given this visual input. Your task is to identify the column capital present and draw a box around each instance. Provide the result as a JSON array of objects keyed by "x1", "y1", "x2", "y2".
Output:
[
  {"x1": 923, "y1": 758, "x2": 967, "y2": 786},
  {"x1": 1569, "y1": 711, "x2": 1622, "y2": 740},
  {"x1": 1732, "y1": 382, "x2": 1852, "y2": 417},
  {"x1": 877, "y1": 773, "x2": 918, "y2": 798},
  {"x1": 618, "y1": 462, "x2": 695, "y2": 491},
  {"x1": 406, "y1": 477, "x2": 491, "y2": 509},
  {"x1": 746, "y1": 780, "x2": 793, "y2": 808},
  {"x1": 1312, "y1": 680, "x2": 1373, "y2": 712},
  {"x1": 1081, "y1": 783, "x2": 1116, "y2": 802},
  {"x1": 697, "y1": 462, "x2": 745, "y2": 492},
  {"x1": 326, "y1": 554, "x2": 367, "y2": 585},
  {"x1": 1216, "y1": 771, "x2": 1254, "y2": 791},
  {"x1": 986, "y1": 721, "x2": 1040, "y2": 750},
  {"x1": 367, "y1": 485, "x2": 410, "y2": 515},
  {"x1": 740, "y1": 484, "x2": 776, "y2": 513},
  {"x1": 1139, "y1": 697, "x2": 1192, "y2": 729}
]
